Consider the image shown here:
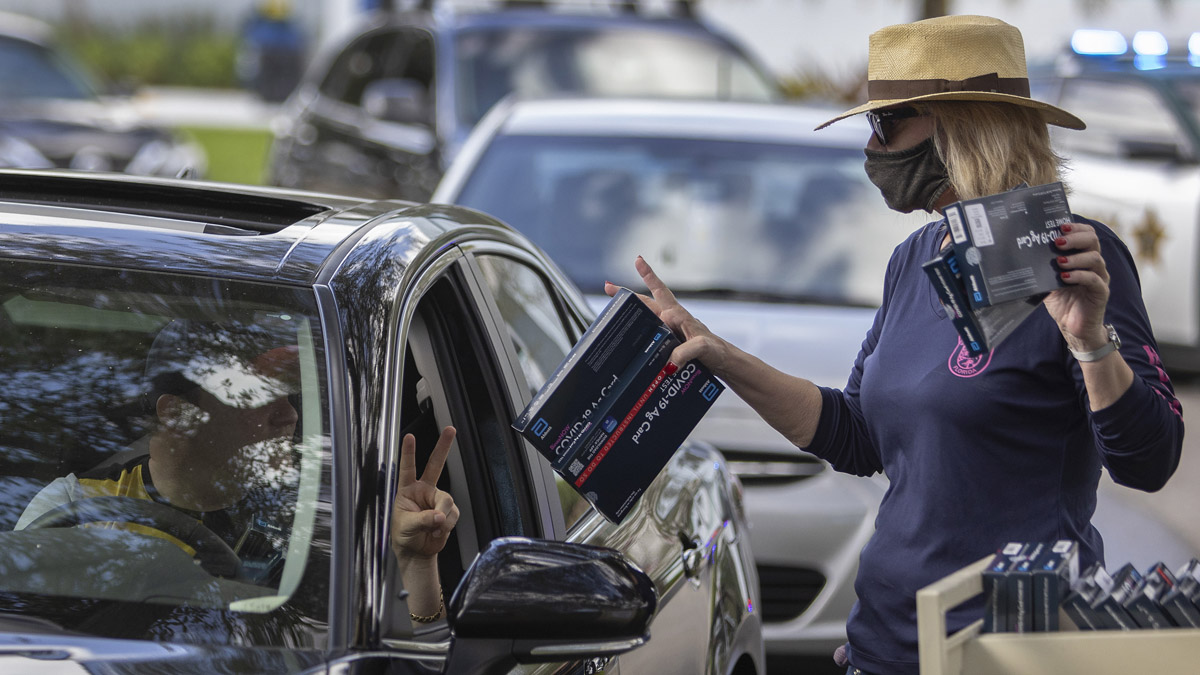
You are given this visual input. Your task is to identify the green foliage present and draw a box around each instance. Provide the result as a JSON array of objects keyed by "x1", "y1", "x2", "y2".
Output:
[
  {"x1": 779, "y1": 65, "x2": 868, "y2": 105},
  {"x1": 59, "y1": 17, "x2": 239, "y2": 90},
  {"x1": 180, "y1": 127, "x2": 274, "y2": 186}
]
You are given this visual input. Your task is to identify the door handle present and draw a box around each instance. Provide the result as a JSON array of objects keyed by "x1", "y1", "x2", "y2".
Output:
[{"x1": 679, "y1": 533, "x2": 703, "y2": 579}]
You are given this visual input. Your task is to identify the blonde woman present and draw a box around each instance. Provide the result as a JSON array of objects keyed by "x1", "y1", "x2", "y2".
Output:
[{"x1": 609, "y1": 15, "x2": 1184, "y2": 675}]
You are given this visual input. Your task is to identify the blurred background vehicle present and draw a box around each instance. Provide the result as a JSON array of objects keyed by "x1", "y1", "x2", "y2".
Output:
[
  {"x1": 0, "y1": 12, "x2": 206, "y2": 178},
  {"x1": 266, "y1": 1, "x2": 780, "y2": 201},
  {"x1": 433, "y1": 96, "x2": 1199, "y2": 670},
  {"x1": 1032, "y1": 28, "x2": 1200, "y2": 373}
]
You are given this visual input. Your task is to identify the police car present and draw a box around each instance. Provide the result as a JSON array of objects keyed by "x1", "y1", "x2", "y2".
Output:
[{"x1": 1032, "y1": 29, "x2": 1200, "y2": 372}]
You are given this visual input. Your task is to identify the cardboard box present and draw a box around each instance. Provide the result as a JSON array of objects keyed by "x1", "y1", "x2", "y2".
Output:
[
  {"x1": 1126, "y1": 562, "x2": 1179, "y2": 628},
  {"x1": 1063, "y1": 562, "x2": 1129, "y2": 630},
  {"x1": 1032, "y1": 540, "x2": 1080, "y2": 632},
  {"x1": 1089, "y1": 563, "x2": 1140, "y2": 630},
  {"x1": 1110, "y1": 563, "x2": 1173, "y2": 629},
  {"x1": 513, "y1": 288, "x2": 725, "y2": 522},
  {"x1": 1161, "y1": 559, "x2": 1200, "y2": 628},
  {"x1": 983, "y1": 542, "x2": 1033, "y2": 633},
  {"x1": 1007, "y1": 543, "x2": 1046, "y2": 633},
  {"x1": 945, "y1": 182, "x2": 1071, "y2": 309},
  {"x1": 922, "y1": 246, "x2": 1044, "y2": 356}
]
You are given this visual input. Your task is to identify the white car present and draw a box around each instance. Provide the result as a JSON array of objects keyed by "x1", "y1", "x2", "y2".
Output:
[
  {"x1": 433, "y1": 97, "x2": 1195, "y2": 661},
  {"x1": 1031, "y1": 31, "x2": 1200, "y2": 373}
]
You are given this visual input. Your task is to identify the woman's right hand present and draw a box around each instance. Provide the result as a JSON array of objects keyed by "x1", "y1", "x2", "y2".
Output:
[{"x1": 605, "y1": 256, "x2": 731, "y2": 375}]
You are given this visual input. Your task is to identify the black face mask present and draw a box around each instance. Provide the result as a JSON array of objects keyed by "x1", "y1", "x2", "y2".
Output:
[{"x1": 863, "y1": 138, "x2": 951, "y2": 213}]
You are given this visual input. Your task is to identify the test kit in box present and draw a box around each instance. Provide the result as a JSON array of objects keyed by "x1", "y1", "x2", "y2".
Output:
[
  {"x1": 922, "y1": 246, "x2": 1044, "y2": 356},
  {"x1": 1007, "y1": 542, "x2": 1046, "y2": 633},
  {"x1": 1031, "y1": 539, "x2": 1080, "y2": 632},
  {"x1": 1161, "y1": 559, "x2": 1200, "y2": 627},
  {"x1": 983, "y1": 542, "x2": 1039, "y2": 633},
  {"x1": 512, "y1": 288, "x2": 725, "y2": 523},
  {"x1": 945, "y1": 181, "x2": 1071, "y2": 309}
]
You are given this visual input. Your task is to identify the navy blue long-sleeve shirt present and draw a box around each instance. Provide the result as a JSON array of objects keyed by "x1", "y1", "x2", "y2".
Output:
[{"x1": 805, "y1": 216, "x2": 1184, "y2": 674}]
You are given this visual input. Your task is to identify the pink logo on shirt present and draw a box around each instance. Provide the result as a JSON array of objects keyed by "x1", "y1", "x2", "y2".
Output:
[{"x1": 949, "y1": 338, "x2": 992, "y2": 377}]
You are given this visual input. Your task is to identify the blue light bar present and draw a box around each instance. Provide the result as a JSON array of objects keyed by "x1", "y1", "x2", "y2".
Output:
[
  {"x1": 1071, "y1": 29, "x2": 1128, "y2": 56},
  {"x1": 1132, "y1": 30, "x2": 1168, "y2": 56},
  {"x1": 1190, "y1": 32, "x2": 1200, "y2": 66},
  {"x1": 1135, "y1": 54, "x2": 1167, "y2": 70}
]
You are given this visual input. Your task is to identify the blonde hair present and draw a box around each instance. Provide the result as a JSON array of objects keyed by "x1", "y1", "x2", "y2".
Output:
[{"x1": 923, "y1": 101, "x2": 1066, "y2": 200}]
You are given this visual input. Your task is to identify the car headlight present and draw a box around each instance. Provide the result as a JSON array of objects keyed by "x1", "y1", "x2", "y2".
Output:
[
  {"x1": 0, "y1": 135, "x2": 53, "y2": 169},
  {"x1": 126, "y1": 138, "x2": 207, "y2": 179}
]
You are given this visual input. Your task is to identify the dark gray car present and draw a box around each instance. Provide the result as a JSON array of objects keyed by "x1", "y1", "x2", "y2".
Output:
[
  {"x1": 267, "y1": 4, "x2": 779, "y2": 201},
  {"x1": 0, "y1": 169, "x2": 763, "y2": 674}
]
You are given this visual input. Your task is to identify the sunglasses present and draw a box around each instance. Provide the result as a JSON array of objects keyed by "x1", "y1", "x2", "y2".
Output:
[{"x1": 865, "y1": 106, "x2": 922, "y2": 146}]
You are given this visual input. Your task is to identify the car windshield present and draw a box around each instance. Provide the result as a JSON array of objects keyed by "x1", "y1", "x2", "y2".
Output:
[
  {"x1": 0, "y1": 36, "x2": 97, "y2": 100},
  {"x1": 0, "y1": 260, "x2": 328, "y2": 646},
  {"x1": 454, "y1": 27, "x2": 777, "y2": 128},
  {"x1": 455, "y1": 133, "x2": 916, "y2": 306}
]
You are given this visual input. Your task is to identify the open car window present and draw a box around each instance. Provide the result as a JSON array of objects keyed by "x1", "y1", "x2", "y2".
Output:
[
  {"x1": 0, "y1": 259, "x2": 330, "y2": 647},
  {"x1": 383, "y1": 265, "x2": 543, "y2": 639}
]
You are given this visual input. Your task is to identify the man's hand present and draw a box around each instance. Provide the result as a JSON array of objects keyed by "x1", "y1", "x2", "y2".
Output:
[{"x1": 391, "y1": 426, "x2": 459, "y2": 561}]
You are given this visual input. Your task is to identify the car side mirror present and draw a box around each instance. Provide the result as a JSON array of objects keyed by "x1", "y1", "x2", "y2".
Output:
[
  {"x1": 362, "y1": 78, "x2": 431, "y2": 127},
  {"x1": 442, "y1": 536, "x2": 657, "y2": 675}
]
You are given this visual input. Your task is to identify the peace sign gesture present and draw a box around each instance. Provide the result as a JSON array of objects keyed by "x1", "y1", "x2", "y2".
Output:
[{"x1": 391, "y1": 426, "x2": 459, "y2": 560}]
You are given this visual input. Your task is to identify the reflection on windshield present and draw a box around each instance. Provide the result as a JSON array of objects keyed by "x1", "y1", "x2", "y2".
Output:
[
  {"x1": 0, "y1": 262, "x2": 327, "y2": 647},
  {"x1": 0, "y1": 36, "x2": 95, "y2": 100},
  {"x1": 456, "y1": 135, "x2": 918, "y2": 306},
  {"x1": 454, "y1": 27, "x2": 775, "y2": 127}
]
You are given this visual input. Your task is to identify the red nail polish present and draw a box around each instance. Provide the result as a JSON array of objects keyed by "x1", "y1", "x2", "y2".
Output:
[
  {"x1": 664, "y1": 362, "x2": 678, "y2": 375},
  {"x1": 1057, "y1": 256, "x2": 1069, "y2": 264},
  {"x1": 1061, "y1": 272, "x2": 1071, "y2": 279},
  {"x1": 1055, "y1": 237, "x2": 1067, "y2": 247},
  {"x1": 1061, "y1": 223, "x2": 1073, "y2": 233}
]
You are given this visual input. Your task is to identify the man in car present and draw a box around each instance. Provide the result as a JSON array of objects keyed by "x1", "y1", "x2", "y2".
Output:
[
  {"x1": 14, "y1": 318, "x2": 308, "y2": 582},
  {"x1": 15, "y1": 319, "x2": 458, "y2": 618}
]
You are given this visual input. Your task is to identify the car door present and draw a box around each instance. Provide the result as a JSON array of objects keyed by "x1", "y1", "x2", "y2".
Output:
[
  {"x1": 340, "y1": 243, "x2": 629, "y2": 675},
  {"x1": 1050, "y1": 76, "x2": 1200, "y2": 353},
  {"x1": 463, "y1": 242, "x2": 726, "y2": 674}
]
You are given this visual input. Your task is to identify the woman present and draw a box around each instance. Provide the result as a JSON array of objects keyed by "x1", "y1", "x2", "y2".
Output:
[{"x1": 608, "y1": 15, "x2": 1184, "y2": 675}]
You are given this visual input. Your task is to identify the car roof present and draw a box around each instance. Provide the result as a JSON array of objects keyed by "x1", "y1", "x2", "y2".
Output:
[
  {"x1": 444, "y1": 6, "x2": 739, "y2": 38},
  {"x1": 0, "y1": 11, "x2": 54, "y2": 46},
  {"x1": 481, "y1": 97, "x2": 870, "y2": 147},
  {"x1": 1033, "y1": 54, "x2": 1200, "y2": 82},
  {"x1": 348, "y1": 4, "x2": 749, "y2": 45},
  {"x1": 0, "y1": 170, "x2": 449, "y2": 286}
]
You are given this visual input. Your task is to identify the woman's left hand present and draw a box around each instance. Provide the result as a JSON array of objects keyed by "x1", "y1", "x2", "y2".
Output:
[{"x1": 1042, "y1": 221, "x2": 1112, "y2": 352}]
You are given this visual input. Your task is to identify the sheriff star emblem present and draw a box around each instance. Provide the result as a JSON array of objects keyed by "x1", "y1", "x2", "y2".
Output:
[{"x1": 1132, "y1": 208, "x2": 1166, "y2": 265}]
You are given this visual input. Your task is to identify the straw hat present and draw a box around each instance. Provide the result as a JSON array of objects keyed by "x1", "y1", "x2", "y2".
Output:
[{"x1": 817, "y1": 15, "x2": 1085, "y2": 130}]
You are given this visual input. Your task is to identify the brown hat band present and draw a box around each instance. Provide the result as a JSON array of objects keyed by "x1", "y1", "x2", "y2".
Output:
[{"x1": 867, "y1": 72, "x2": 1030, "y2": 101}]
